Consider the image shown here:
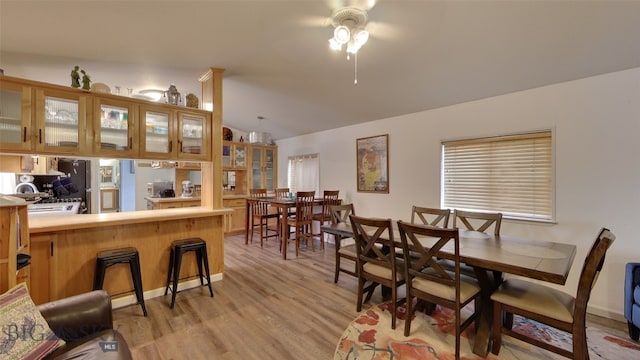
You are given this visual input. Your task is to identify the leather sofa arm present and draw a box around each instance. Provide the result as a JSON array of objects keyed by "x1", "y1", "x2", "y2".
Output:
[{"x1": 37, "y1": 290, "x2": 113, "y2": 342}]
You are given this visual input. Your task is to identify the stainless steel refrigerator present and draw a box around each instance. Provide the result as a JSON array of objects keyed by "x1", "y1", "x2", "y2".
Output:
[{"x1": 57, "y1": 158, "x2": 91, "y2": 213}]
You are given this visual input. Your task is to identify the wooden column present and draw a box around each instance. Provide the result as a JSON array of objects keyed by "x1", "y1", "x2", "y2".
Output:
[{"x1": 199, "y1": 68, "x2": 225, "y2": 210}]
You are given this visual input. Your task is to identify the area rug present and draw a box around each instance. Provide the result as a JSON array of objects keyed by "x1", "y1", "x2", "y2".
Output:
[{"x1": 334, "y1": 302, "x2": 640, "y2": 359}]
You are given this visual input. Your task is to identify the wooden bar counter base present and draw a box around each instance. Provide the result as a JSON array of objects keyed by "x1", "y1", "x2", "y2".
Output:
[{"x1": 28, "y1": 207, "x2": 230, "y2": 305}]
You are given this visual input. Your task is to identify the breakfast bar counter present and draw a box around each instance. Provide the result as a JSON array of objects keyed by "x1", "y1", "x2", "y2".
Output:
[{"x1": 28, "y1": 207, "x2": 232, "y2": 305}]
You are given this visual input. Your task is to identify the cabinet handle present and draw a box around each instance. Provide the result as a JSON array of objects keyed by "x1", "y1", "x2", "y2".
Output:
[
  {"x1": 39, "y1": 129, "x2": 42, "y2": 144},
  {"x1": 179, "y1": 140, "x2": 183, "y2": 153},
  {"x1": 129, "y1": 137, "x2": 132, "y2": 149},
  {"x1": 50, "y1": 242, "x2": 53, "y2": 256},
  {"x1": 23, "y1": 127, "x2": 27, "y2": 142},
  {"x1": 169, "y1": 140, "x2": 172, "y2": 152}
]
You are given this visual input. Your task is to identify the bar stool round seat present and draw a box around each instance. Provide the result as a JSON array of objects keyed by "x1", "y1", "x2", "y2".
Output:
[
  {"x1": 93, "y1": 246, "x2": 147, "y2": 316},
  {"x1": 164, "y1": 238, "x2": 214, "y2": 309}
]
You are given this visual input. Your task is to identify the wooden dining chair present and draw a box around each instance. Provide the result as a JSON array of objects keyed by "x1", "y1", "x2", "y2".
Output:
[
  {"x1": 397, "y1": 220, "x2": 481, "y2": 358},
  {"x1": 349, "y1": 214, "x2": 404, "y2": 329},
  {"x1": 453, "y1": 209, "x2": 502, "y2": 235},
  {"x1": 286, "y1": 191, "x2": 316, "y2": 256},
  {"x1": 490, "y1": 227, "x2": 615, "y2": 359},
  {"x1": 410, "y1": 206, "x2": 450, "y2": 227},
  {"x1": 312, "y1": 190, "x2": 340, "y2": 249},
  {"x1": 330, "y1": 203, "x2": 357, "y2": 283},
  {"x1": 249, "y1": 188, "x2": 279, "y2": 247},
  {"x1": 275, "y1": 188, "x2": 289, "y2": 199}
]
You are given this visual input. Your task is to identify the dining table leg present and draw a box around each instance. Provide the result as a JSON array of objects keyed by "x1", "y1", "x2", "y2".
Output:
[
  {"x1": 472, "y1": 267, "x2": 497, "y2": 357},
  {"x1": 245, "y1": 200, "x2": 251, "y2": 245},
  {"x1": 280, "y1": 204, "x2": 290, "y2": 260}
]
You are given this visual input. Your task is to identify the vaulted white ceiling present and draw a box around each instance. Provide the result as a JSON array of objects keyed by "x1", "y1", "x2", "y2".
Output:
[{"x1": 2, "y1": 0, "x2": 640, "y2": 141}]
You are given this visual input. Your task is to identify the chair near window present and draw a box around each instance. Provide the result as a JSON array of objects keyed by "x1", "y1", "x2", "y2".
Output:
[
  {"x1": 286, "y1": 191, "x2": 316, "y2": 256},
  {"x1": 349, "y1": 215, "x2": 404, "y2": 329},
  {"x1": 490, "y1": 228, "x2": 615, "y2": 359},
  {"x1": 330, "y1": 203, "x2": 357, "y2": 283},
  {"x1": 312, "y1": 190, "x2": 340, "y2": 249},
  {"x1": 249, "y1": 188, "x2": 279, "y2": 247},
  {"x1": 452, "y1": 209, "x2": 503, "y2": 282},
  {"x1": 410, "y1": 206, "x2": 450, "y2": 227},
  {"x1": 453, "y1": 209, "x2": 502, "y2": 236},
  {"x1": 397, "y1": 221, "x2": 481, "y2": 358},
  {"x1": 275, "y1": 188, "x2": 289, "y2": 199}
]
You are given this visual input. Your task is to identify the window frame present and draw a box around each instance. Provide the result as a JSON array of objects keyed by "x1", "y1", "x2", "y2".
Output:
[{"x1": 440, "y1": 129, "x2": 555, "y2": 223}]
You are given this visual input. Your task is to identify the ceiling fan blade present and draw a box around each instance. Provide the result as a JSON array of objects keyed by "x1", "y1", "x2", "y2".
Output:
[
  {"x1": 325, "y1": 0, "x2": 378, "y2": 12},
  {"x1": 366, "y1": 21, "x2": 401, "y2": 40},
  {"x1": 298, "y1": 15, "x2": 333, "y2": 28}
]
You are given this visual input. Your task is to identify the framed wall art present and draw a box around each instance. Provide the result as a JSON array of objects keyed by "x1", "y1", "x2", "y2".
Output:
[{"x1": 356, "y1": 134, "x2": 389, "y2": 193}]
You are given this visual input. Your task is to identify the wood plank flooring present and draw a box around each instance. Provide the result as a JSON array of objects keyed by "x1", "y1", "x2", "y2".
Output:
[
  {"x1": 113, "y1": 235, "x2": 366, "y2": 359},
  {"x1": 113, "y1": 234, "x2": 628, "y2": 359}
]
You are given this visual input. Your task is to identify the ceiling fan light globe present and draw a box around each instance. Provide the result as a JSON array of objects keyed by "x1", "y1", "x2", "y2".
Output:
[
  {"x1": 329, "y1": 38, "x2": 342, "y2": 51},
  {"x1": 346, "y1": 41, "x2": 359, "y2": 54},
  {"x1": 354, "y1": 29, "x2": 369, "y2": 47},
  {"x1": 334, "y1": 25, "x2": 351, "y2": 44}
]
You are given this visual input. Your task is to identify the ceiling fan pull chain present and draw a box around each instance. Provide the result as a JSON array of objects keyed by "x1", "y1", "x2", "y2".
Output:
[{"x1": 354, "y1": 52, "x2": 358, "y2": 85}]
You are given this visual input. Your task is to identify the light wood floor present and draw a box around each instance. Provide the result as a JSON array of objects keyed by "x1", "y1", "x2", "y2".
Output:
[{"x1": 113, "y1": 234, "x2": 629, "y2": 359}]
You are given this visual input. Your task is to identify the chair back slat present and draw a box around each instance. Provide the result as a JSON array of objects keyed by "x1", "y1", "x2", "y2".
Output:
[
  {"x1": 294, "y1": 191, "x2": 315, "y2": 223},
  {"x1": 453, "y1": 209, "x2": 502, "y2": 235},
  {"x1": 349, "y1": 215, "x2": 398, "y2": 271},
  {"x1": 275, "y1": 188, "x2": 289, "y2": 199},
  {"x1": 398, "y1": 221, "x2": 459, "y2": 289},
  {"x1": 330, "y1": 204, "x2": 354, "y2": 224},
  {"x1": 320, "y1": 190, "x2": 340, "y2": 218},
  {"x1": 411, "y1": 206, "x2": 451, "y2": 228},
  {"x1": 574, "y1": 228, "x2": 615, "y2": 319}
]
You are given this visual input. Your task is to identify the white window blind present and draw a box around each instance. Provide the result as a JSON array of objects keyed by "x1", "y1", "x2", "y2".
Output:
[
  {"x1": 442, "y1": 131, "x2": 553, "y2": 221},
  {"x1": 287, "y1": 154, "x2": 319, "y2": 195}
]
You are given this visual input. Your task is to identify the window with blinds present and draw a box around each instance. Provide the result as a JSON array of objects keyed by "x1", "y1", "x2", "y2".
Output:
[{"x1": 441, "y1": 130, "x2": 554, "y2": 222}]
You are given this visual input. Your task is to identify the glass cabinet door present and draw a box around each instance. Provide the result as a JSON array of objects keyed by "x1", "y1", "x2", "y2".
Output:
[
  {"x1": 94, "y1": 98, "x2": 136, "y2": 155},
  {"x1": 234, "y1": 144, "x2": 247, "y2": 169},
  {"x1": 35, "y1": 89, "x2": 87, "y2": 153},
  {"x1": 0, "y1": 82, "x2": 32, "y2": 151},
  {"x1": 251, "y1": 147, "x2": 263, "y2": 189},
  {"x1": 264, "y1": 148, "x2": 275, "y2": 191},
  {"x1": 178, "y1": 112, "x2": 206, "y2": 159},
  {"x1": 223, "y1": 143, "x2": 232, "y2": 167},
  {"x1": 140, "y1": 106, "x2": 173, "y2": 158},
  {"x1": 223, "y1": 142, "x2": 247, "y2": 169}
]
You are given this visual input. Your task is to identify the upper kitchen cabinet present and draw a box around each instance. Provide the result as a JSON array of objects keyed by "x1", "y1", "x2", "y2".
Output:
[
  {"x1": 34, "y1": 87, "x2": 90, "y2": 154},
  {"x1": 140, "y1": 106, "x2": 212, "y2": 161},
  {"x1": 93, "y1": 97, "x2": 138, "y2": 157},
  {"x1": 222, "y1": 141, "x2": 247, "y2": 169},
  {"x1": 139, "y1": 105, "x2": 175, "y2": 160},
  {"x1": 0, "y1": 75, "x2": 213, "y2": 162},
  {"x1": 178, "y1": 110, "x2": 210, "y2": 161},
  {"x1": 0, "y1": 80, "x2": 33, "y2": 152},
  {"x1": 250, "y1": 145, "x2": 277, "y2": 191}
]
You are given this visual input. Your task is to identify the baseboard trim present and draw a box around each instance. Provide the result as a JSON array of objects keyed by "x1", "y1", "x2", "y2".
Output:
[
  {"x1": 588, "y1": 304, "x2": 626, "y2": 323},
  {"x1": 111, "y1": 272, "x2": 223, "y2": 309}
]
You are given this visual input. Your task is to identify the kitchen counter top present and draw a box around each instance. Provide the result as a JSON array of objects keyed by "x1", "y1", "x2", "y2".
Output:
[
  {"x1": 29, "y1": 207, "x2": 231, "y2": 234},
  {"x1": 0, "y1": 195, "x2": 27, "y2": 207},
  {"x1": 145, "y1": 196, "x2": 201, "y2": 203}
]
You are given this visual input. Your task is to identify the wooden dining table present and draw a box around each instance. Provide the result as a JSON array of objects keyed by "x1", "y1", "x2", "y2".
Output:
[
  {"x1": 245, "y1": 197, "x2": 328, "y2": 260},
  {"x1": 320, "y1": 221, "x2": 577, "y2": 357}
]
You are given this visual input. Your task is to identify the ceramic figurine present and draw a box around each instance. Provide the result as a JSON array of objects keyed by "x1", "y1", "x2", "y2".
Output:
[
  {"x1": 70, "y1": 66, "x2": 80, "y2": 88},
  {"x1": 80, "y1": 69, "x2": 91, "y2": 90}
]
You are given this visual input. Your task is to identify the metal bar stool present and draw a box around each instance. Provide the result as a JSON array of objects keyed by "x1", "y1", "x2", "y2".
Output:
[
  {"x1": 93, "y1": 246, "x2": 147, "y2": 316},
  {"x1": 164, "y1": 238, "x2": 214, "y2": 309}
]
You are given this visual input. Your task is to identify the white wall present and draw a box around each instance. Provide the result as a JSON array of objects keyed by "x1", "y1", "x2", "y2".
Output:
[{"x1": 276, "y1": 67, "x2": 640, "y2": 321}]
